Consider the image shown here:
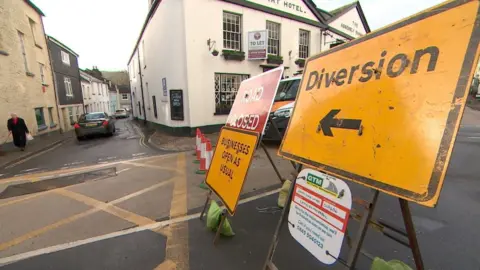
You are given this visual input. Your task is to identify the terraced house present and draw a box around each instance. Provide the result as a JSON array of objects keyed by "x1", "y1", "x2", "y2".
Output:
[
  {"x1": 128, "y1": 0, "x2": 370, "y2": 135},
  {"x1": 0, "y1": 0, "x2": 60, "y2": 144}
]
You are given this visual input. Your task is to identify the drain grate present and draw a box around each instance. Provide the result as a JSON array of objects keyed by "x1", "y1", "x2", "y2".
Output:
[{"x1": 0, "y1": 167, "x2": 117, "y2": 200}]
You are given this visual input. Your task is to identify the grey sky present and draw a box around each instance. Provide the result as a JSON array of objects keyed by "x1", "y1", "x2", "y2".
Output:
[{"x1": 34, "y1": 0, "x2": 444, "y2": 71}]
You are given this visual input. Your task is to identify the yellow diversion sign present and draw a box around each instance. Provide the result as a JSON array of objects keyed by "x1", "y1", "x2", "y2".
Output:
[{"x1": 279, "y1": 0, "x2": 480, "y2": 207}]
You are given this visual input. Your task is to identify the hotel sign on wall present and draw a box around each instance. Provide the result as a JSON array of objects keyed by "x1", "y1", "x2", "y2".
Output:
[
  {"x1": 244, "y1": 0, "x2": 318, "y2": 21},
  {"x1": 247, "y1": 30, "x2": 267, "y2": 60}
]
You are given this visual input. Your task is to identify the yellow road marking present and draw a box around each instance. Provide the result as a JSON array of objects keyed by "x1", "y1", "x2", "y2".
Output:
[
  {"x1": 154, "y1": 259, "x2": 176, "y2": 270},
  {"x1": 55, "y1": 189, "x2": 155, "y2": 226},
  {"x1": 161, "y1": 152, "x2": 189, "y2": 270},
  {"x1": 122, "y1": 161, "x2": 182, "y2": 174},
  {"x1": 0, "y1": 154, "x2": 178, "y2": 185},
  {"x1": 0, "y1": 179, "x2": 173, "y2": 252},
  {"x1": 0, "y1": 193, "x2": 45, "y2": 209}
]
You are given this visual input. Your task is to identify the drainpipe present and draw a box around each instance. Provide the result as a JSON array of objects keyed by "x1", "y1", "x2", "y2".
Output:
[
  {"x1": 46, "y1": 36, "x2": 63, "y2": 134},
  {"x1": 137, "y1": 49, "x2": 147, "y2": 124}
]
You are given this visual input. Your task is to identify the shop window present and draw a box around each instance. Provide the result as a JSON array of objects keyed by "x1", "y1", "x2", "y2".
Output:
[
  {"x1": 267, "y1": 21, "x2": 281, "y2": 56},
  {"x1": 35, "y1": 107, "x2": 46, "y2": 128},
  {"x1": 214, "y1": 73, "x2": 250, "y2": 115},
  {"x1": 223, "y1": 12, "x2": 242, "y2": 51},
  {"x1": 152, "y1": 96, "x2": 158, "y2": 118},
  {"x1": 299, "y1": 29, "x2": 310, "y2": 59}
]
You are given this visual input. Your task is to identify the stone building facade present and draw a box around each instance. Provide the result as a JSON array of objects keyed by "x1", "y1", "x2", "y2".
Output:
[{"x1": 0, "y1": 0, "x2": 60, "y2": 144}]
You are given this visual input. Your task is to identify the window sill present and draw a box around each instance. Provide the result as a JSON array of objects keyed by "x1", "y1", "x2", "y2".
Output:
[
  {"x1": 26, "y1": 72, "x2": 35, "y2": 77},
  {"x1": 0, "y1": 50, "x2": 9, "y2": 56},
  {"x1": 66, "y1": 95, "x2": 74, "y2": 97},
  {"x1": 214, "y1": 112, "x2": 230, "y2": 116},
  {"x1": 35, "y1": 43, "x2": 43, "y2": 49},
  {"x1": 37, "y1": 125, "x2": 48, "y2": 131},
  {"x1": 42, "y1": 83, "x2": 49, "y2": 87},
  {"x1": 50, "y1": 124, "x2": 57, "y2": 129}
]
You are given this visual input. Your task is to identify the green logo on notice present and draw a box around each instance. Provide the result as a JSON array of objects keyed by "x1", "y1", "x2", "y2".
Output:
[{"x1": 306, "y1": 173, "x2": 323, "y2": 187}]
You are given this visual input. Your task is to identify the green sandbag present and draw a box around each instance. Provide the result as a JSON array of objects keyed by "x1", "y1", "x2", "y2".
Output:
[
  {"x1": 371, "y1": 258, "x2": 413, "y2": 270},
  {"x1": 278, "y1": 180, "x2": 292, "y2": 208},
  {"x1": 206, "y1": 201, "x2": 235, "y2": 236}
]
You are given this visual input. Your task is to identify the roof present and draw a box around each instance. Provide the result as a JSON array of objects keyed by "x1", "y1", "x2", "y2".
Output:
[
  {"x1": 25, "y1": 0, "x2": 45, "y2": 16},
  {"x1": 118, "y1": 85, "x2": 131, "y2": 94},
  {"x1": 128, "y1": 0, "x2": 356, "y2": 64},
  {"x1": 79, "y1": 70, "x2": 104, "y2": 83},
  {"x1": 327, "y1": 1, "x2": 371, "y2": 33},
  {"x1": 47, "y1": 36, "x2": 79, "y2": 57},
  {"x1": 316, "y1": 8, "x2": 333, "y2": 21}
]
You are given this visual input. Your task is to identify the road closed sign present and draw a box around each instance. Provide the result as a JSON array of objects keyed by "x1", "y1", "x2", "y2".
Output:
[
  {"x1": 279, "y1": 0, "x2": 480, "y2": 207},
  {"x1": 288, "y1": 168, "x2": 352, "y2": 265},
  {"x1": 226, "y1": 66, "x2": 284, "y2": 134},
  {"x1": 205, "y1": 127, "x2": 259, "y2": 215}
]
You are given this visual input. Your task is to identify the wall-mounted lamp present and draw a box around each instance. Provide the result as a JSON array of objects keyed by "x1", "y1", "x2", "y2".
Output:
[{"x1": 207, "y1": 38, "x2": 219, "y2": 56}]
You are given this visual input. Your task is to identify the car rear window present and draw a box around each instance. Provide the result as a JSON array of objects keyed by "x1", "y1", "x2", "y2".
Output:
[{"x1": 80, "y1": 113, "x2": 106, "y2": 121}]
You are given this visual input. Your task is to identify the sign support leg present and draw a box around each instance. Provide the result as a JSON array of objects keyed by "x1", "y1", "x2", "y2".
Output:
[
  {"x1": 261, "y1": 142, "x2": 284, "y2": 184},
  {"x1": 346, "y1": 189, "x2": 379, "y2": 269},
  {"x1": 199, "y1": 190, "x2": 212, "y2": 221},
  {"x1": 262, "y1": 164, "x2": 302, "y2": 270},
  {"x1": 213, "y1": 209, "x2": 227, "y2": 246},
  {"x1": 399, "y1": 199, "x2": 424, "y2": 270}
]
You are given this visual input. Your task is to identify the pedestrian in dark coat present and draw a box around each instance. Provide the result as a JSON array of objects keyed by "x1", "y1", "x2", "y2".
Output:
[{"x1": 7, "y1": 113, "x2": 29, "y2": 151}]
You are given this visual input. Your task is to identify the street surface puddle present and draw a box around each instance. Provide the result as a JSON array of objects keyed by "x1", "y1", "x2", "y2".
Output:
[{"x1": 0, "y1": 167, "x2": 116, "y2": 199}]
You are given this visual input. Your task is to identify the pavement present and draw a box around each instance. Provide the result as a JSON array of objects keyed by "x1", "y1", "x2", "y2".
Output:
[{"x1": 0, "y1": 115, "x2": 480, "y2": 269}]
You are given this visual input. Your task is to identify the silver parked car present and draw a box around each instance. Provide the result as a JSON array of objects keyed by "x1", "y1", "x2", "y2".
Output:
[
  {"x1": 115, "y1": 109, "x2": 128, "y2": 119},
  {"x1": 74, "y1": 112, "x2": 116, "y2": 140}
]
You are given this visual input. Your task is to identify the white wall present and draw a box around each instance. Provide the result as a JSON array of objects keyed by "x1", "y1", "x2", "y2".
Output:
[
  {"x1": 129, "y1": 0, "x2": 189, "y2": 126},
  {"x1": 183, "y1": 0, "x2": 322, "y2": 127},
  {"x1": 328, "y1": 7, "x2": 367, "y2": 39}
]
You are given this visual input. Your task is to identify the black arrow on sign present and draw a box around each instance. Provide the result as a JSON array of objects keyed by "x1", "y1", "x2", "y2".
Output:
[{"x1": 318, "y1": 109, "x2": 362, "y2": 137}]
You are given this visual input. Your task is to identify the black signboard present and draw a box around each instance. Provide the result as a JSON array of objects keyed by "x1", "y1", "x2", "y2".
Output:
[{"x1": 170, "y1": 89, "x2": 184, "y2": 121}]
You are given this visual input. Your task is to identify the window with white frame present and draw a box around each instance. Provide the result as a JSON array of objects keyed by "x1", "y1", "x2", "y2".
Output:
[
  {"x1": 223, "y1": 12, "x2": 242, "y2": 51},
  {"x1": 64, "y1": 76, "x2": 73, "y2": 96},
  {"x1": 81, "y1": 84, "x2": 86, "y2": 99},
  {"x1": 122, "y1": 94, "x2": 128, "y2": 100},
  {"x1": 267, "y1": 21, "x2": 281, "y2": 56},
  {"x1": 214, "y1": 73, "x2": 250, "y2": 114},
  {"x1": 18, "y1": 31, "x2": 29, "y2": 72},
  {"x1": 39, "y1": 63, "x2": 45, "y2": 84},
  {"x1": 29, "y1": 18, "x2": 39, "y2": 47},
  {"x1": 299, "y1": 29, "x2": 310, "y2": 59},
  {"x1": 61, "y1": 51, "x2": 70, "y2": 66}
]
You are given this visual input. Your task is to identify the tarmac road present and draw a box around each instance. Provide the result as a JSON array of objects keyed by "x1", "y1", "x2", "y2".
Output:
[{"x1": 0, "y1": 118, "x2": 162, "y2": 179}]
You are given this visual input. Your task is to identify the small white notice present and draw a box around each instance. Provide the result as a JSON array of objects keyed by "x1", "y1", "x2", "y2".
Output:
[{"x1": 288, "y1": 168, "x2": 352, "y2": 264}]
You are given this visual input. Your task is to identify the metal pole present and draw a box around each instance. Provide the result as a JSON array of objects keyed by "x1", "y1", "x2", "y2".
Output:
[
  {"x1": 199, "y1": 190, "x2": 212, "y2": 221},
  {"x1": 261, "y1": 143, "x2": 284, "y2": 184},
  {"x1": 268, "y1": 119, "x2": 296, "y2": 169},
  {"x1": 262, "y1": 164, "x2": 302, "y2": 270},
  {"x1": 399, "y1": 199, "x2": 424, "y2": 270},
  {"x1": 346, "y1": 189, "x2": 380, "y2": 269},
  {"x1": 213, "y1": 209, "x2": 227, "y2": 245}
]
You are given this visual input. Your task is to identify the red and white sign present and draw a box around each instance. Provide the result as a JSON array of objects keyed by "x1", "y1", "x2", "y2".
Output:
[
  {"x1": 288, "y1": 168, "x2": 352, "y2": 265},
  {"x1": 226, "y1": 66, "x2": 284, "y2": 134}
]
